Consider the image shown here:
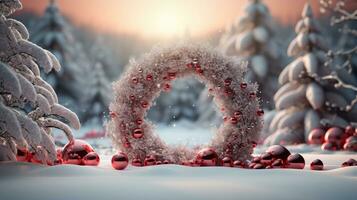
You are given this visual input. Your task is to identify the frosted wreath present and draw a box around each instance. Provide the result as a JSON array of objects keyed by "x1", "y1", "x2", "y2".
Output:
[{"x1": 107, "y1": 44, "x2": 263, "y2": 164}]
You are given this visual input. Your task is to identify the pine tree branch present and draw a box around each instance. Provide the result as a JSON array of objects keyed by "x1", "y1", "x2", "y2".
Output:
[{"x1": 318, "y1": 73, "x2": 357, "y2": 111}]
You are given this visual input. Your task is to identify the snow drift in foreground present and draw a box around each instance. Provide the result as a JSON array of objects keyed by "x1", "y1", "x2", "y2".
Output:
[{"x1": 0, "y1": 153, "x2": 356, "y2": 200}]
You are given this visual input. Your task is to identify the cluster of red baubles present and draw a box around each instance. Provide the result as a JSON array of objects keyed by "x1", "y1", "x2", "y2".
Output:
[
  {"x1": 15, "y1": 147, "x2": 53, "y2": 165},
  {"x1": 16, "y1": 140, "x2": 357, "y2": 171},
  {"x1": 242, "y1": 145, "x2": 311, "y2": 170},
  {"x1": 308, "y1": 126, "x2": 357, "y2": 151},
  {"x1": 15, "y1": 139, "x2": 100, "y2": 166},
  {"x1": 58, "y1": 139, "x2": 100, "y2": 166}
]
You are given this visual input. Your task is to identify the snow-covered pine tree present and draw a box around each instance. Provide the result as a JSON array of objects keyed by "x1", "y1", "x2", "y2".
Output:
[
  {"x1": 81, "y1": 62, "x2": 112, "y2": 125},
  {"x1": 265, "y1": 3, "x2": 357, "y2": 145},
  {"x1": 196, "y1": 89, "x2": 221, "y2": 127},
  {"x1": 219, "y1": 0, "x2": 282, "y2": 109},
  {"x1": 147, "y1": 76, "x2": 204, "y2": 124},
  {"x1": 77, "y1": 37, "x2": 115, "y2": 125},
  {"x1": 31, "y1": 0, "x2": 90, "y2": 119},
  {"x1": 319, "y1": 0, "x2": 357, "y2": 124},
  {"x1": 86, "y1": 36, "x2": 123, "y2": 81},
  {"x1": 0, "y1": 0, "x2": 80, "y2": 163}
]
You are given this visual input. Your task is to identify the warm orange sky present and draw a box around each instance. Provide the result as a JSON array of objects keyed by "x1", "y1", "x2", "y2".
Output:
[{"x1": 18, "y1": 0, "x2": 348, "y2": 38}]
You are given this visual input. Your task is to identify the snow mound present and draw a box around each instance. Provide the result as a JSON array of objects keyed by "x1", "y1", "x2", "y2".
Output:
[{"x1": 0, "y1": 159, "x2": 356, "y2": 200}]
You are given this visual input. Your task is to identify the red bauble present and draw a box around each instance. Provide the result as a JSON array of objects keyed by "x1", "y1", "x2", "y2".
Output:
[
  {"x1": 260, "y1": 152, "x2": 273, "y2": 165},
  {"x1": 190, "y1": 159, "x2": 200, "y2": 167},
  {"x1": 144, "y1": 155, "x2": 156, "y2": 166},
  {"x1": 131, "y1": 158, "x2": 142, "y2": 167},
  {"x1": 123, "y1": 140, "x2": 131, "y2": 148},
  {"x1": 56, "y1": 148, "x2": 62, "y2": 160},
  {"x1": 248, "y1": 162, "x2": 256, "y2": 168},
  {"x1": 252, "y1": 141, "x2": 257, "y2": 148},
  {"x1": 146, "y1": 74, "x2": 153, "y2": 81},
  {"x1": 111, "y1": 152, "x2": 129, "y2": 170},
  {"x1": 16, "y1": 148, "x2": 29, "y2": 162},
  {"x1": 308, "y1": 128, "x2": 325, "y2": 145},
  {"x1": 132, "y1": 128, "x2": 144, "y2": 139},
  {"x1": 256, "y1": 109, "x2": 264, "y2": 117},
  {"x1": 266, "y1": 165, "x2": 273, "y2": 169},
  {"x1": 109, "y1": 111, "x2": 117, "y2": 119},
  {"x1": 249, "y1": 92, "x2": 256, "y2": 99},
  {"x1": 343, "y1": 136, "x2": 357, "y2": 151},
  {"x1": 271, "y1": 159, "x2": 284, "y2": 168},
  {"x1": 168, "y1": 72, "x2": 176, "y2": 80},
  {"x1": 286, "y1": 153, "x2": 305, "y2": 169},
  {"x1": 230, "y1": 117, "x2": 238, "y2": 125},
  {"x1": 131, "y1": 77, "x2": 138, "y2": 84},
  {"x1": 222, "y1": 157, "x2": 233, "y2": 167},
  {"x1": 253, "y1": 163, "x2": 265, "y2": 169},
  {"x1": 163, "y1": 83, "x2": 171, "y2": 92},
  {"x1": 321, "y1": 142, "x2": 339, "y2": 151},
  {"x1": 252, "y1": 156, "x2": 261, "y2": 163},
  {"x1": 224, "y1": 78, "x2": 232, "y2": 86},
  {"x1": 181, "y1": 161, "x2": 192, "y2": 166},
  {"x1": 240, "y1": 82, "x2": 247, "y2": 89},
  {"x1": 341, "y1": 158, "x2": 357, "y2": 167},
  {"x1": 324, "y1": 127, "x2": 344, "y2": 146},
  {"x1": 186, "y1": 62, "x2": 193, "y2": 68},
  {"x1": 54, "y1": 158, "x2": 63, "y2": 165},
  {"x1": 83, "y1": 152, "x2": 100, "y2": 166},
  {"x1": 129, "y1": 95, "x2": 136, "y2": 101},
  {"x1": 310, "y1": 159, "x2": 323, "y2": 170},
  {"x1": 64, "y1": 154, "x2": 81, "y2": 165},
  {"x1": 136, "y1": 119, "x2": 143, "y2": 125},
  {"x1": 233, "y1": 160, "x2": 244, "y2": 168},
  {"x1": 195, "y1": 66, "x2": 203, "y2": 74},
  {"x1": 224, "y1": 87, "x2": 233, "y2": 96},
  {"x1": 234, "y1": 111, "x2": 242, "y2": 118},
  {"x1": 344, "y1": 126, "x2": 354, "y2": 136},
  {"x1": 265, "y1": 145, "x2": 291, "y2": 162},
  {"x1": 141, "y1": 101, "x2": 149, "y2": 109},
  {"x1": 62, "y1": 140, "x2": 95, "y2": 165},
  {"x1": 195, "y1": 148, "x2": 218, "y2": 166}
]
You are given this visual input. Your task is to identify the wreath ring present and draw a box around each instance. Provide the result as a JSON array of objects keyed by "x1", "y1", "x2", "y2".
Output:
[{"x1": 107, "y1": 44, "x2": 263, "y2": 164}]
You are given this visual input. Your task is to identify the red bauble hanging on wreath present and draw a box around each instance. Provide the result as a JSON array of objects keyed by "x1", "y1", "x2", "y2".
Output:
[{"x1": 106, "y1": 44, "x2": 263, "y2": 164}]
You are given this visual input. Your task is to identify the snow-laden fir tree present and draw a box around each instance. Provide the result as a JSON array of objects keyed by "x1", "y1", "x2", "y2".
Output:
[
  {"x1": 86, "y1": 36, "x2": 123, "y2": 80},
  {"x1": 219, "y1": 0, "x2": 282, "y2": 109},
  {"x1": 319, "y1": 0, "x2": 357, "y2": 124},
  {"x1": 81, "y1": 62, "x2": 112, "y2": 125},
  {"x1": 0, "y1": 0, "x2": 80, "y2": 163},
  {"x1": 79, "y1": 37, "x2": 114, "y2": 125},
  {"x1": 147, "y1": 76, "x2": 204, "y2": 124},
  {"x1": 31, "y1": 0, "x2": 90, "y2": 119},
  {"x1": 265, "y1": 3, "x2": 357, "y2": 145}
]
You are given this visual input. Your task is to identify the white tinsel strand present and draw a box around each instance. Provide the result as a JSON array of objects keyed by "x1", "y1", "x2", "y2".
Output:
[{"x1": 107, "y1": 43, "x2": 263, "y2": 163}]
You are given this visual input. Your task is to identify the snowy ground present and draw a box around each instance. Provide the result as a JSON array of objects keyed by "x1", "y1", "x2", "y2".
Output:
[{"x1": 1, "y1": 124, "x2": 356, "y2": 200}]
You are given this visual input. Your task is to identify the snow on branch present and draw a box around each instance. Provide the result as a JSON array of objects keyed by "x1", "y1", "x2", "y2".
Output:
[
  {"x1": 0, "y1": 0, "x2": 22, "y2": 16},
  {"x1": 316, "y1": 72, "x2": 357, "y2": 112},
  {"x1": 320, "y1": 0, "x2": 357, "y2": 27}
]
